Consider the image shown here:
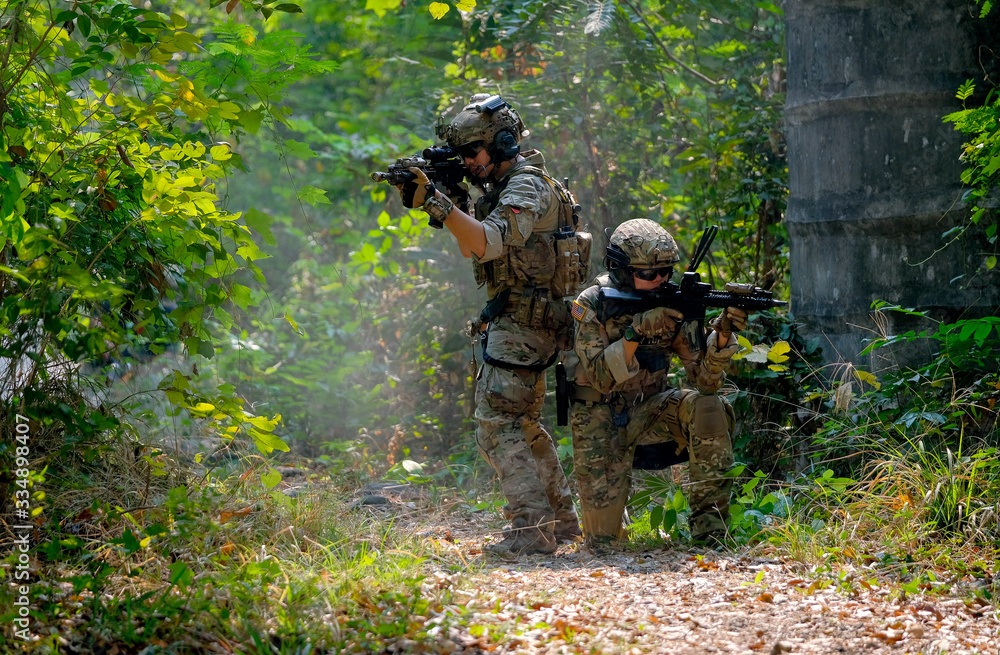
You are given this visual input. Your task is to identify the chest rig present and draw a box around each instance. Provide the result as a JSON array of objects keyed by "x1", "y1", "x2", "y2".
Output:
[{"x1": 472, "y1": 162, "x2": 592, "y2": 334}]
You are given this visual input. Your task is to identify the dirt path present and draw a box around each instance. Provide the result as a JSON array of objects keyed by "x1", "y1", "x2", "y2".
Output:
[{"x1": 375, "y1": 489, "x2": 1000, "y2": 655}]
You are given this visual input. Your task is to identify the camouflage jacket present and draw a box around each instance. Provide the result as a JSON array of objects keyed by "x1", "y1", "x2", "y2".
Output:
[
  {"x1": 472, "y1": 149, "x2": 562, "y2": 300},
  {"x1": 572, "y1": 274, "x2": 727, "y2": 398}
]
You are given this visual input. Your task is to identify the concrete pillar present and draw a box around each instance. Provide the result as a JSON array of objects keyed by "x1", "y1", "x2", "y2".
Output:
[{"x1": 785, "y1": 0, "x2": 999, "y2": 371}]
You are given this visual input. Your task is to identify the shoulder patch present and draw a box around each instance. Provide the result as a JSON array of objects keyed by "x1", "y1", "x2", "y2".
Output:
[
  {"x1": 509, "y1": 206, "x2": 522, "y2": 214},
  {"x1": 572, "y1": 299, "x2": 596, "y2": 323}
]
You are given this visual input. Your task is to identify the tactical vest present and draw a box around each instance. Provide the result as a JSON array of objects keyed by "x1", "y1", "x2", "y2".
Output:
[{"x1": 472, "y1": 164, "x2": 592, "y2": 303}]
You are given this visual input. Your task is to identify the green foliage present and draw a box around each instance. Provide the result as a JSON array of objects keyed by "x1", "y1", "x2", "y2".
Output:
[
  {"x1": 0, "y1": 0, "x2": 341, "y2": 533},
  {"x1": 725, "y1": 311, "x2": 824, "y2": 475},
  {"x1": 942, "y1": 4, "x2": 1000, "y2": 278},
  {"x1": 627, "y1": 471, "x2": 689, "y2": 543},
  {"x1": 803, "y1": 306, "x2": 1000, "y2": 545}
]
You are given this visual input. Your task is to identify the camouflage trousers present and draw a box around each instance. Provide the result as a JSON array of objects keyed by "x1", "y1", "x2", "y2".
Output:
[
  {"x1": 475, "y1": 317, "x2": 578, "y2": 533},
  {"x1": 570, "y1": 387, "x2": 735, "y2": 539}
]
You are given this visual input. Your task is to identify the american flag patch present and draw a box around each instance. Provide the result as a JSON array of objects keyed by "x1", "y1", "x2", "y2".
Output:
[{"x1": 572, "y1": 300, "x2": 594, "y2": 323}]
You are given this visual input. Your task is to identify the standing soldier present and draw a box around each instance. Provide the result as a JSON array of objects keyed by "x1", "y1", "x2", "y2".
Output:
[
  {"x1": 568, "y1": 219, "x2": 746, "y2": 550},
  {"x1": 395, "y1": 94, "x2": 590, "y2": 555}
]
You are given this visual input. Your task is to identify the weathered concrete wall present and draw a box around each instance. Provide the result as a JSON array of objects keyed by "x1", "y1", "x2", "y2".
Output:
[{"x1": 785, "y1": 0, "x2": 1000, "y2": 372}]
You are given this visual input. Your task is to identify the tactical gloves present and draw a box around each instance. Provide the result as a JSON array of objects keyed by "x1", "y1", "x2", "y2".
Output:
[
  {"x1": 397, "y1": 166, "x2": 436, "y2": 208},
  {"x1": 631, "y1": 307, "x2": 684, "y2": 341},
  {"x1": 709, "y1": 307, "x2": 749, "y2": 334},
  {"x1": 704, "y1": 330, "x2": 741, "y2": 375}
]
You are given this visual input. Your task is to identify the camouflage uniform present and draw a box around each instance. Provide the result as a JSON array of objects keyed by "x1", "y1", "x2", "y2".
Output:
[
  {"x1": 570, "y1": 221, "x2": 737, "y2": 544},
  {"x1": 473, "y1": 150, "x2": 579, "y2": 545}
]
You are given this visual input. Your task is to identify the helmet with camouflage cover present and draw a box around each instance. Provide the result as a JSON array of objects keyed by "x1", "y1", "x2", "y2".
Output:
[
  {"x1": 605, "y1": 219, "x2": 680, "y2": 288},
  {"x1": 436, "y1": 93, "x2": 528, "y2": 160}
]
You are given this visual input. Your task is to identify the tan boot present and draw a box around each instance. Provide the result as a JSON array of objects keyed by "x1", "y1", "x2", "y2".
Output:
[
  {"x1": 486, "y1": 514, "x2": 557, "y2": 557},
  {"x1": 554, "y1": 519, "x2": 583, "y2": 544}
]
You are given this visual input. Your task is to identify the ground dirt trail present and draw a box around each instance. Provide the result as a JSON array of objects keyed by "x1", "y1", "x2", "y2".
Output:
[{"x1": 369, "y1": 485, "x2": 1000, "y2": 655}]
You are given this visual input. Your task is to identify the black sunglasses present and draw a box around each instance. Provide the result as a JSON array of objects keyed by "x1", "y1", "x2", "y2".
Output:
[
  {"x1": 631, "y1": 266, "x2": 673, "y2": 281},
  {"x1": 458, "y1": 141, "x2": 486, "y2": 159}
]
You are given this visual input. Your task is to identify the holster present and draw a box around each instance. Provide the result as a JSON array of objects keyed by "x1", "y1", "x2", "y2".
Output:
[{"x1": 555, "y1": 362, "x2": 570, "y2": 426}]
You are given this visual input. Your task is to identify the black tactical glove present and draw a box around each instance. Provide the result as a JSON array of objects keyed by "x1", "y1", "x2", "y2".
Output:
[{"x1": 397, "y1": 167, "x2": 436, "y2": 209}]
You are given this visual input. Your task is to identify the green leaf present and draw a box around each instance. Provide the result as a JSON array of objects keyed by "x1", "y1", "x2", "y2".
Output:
[
  {"x1": 755, "y1": 1, "x2": 783, "y2": 15},
  {"x1": 168, "y1": 562, "x2": 193, "y2": 588},
  {"x1": 283, "y1": 139, "x2": 316, "y2": 159},
  {"x1": 662, "y1": 508, "x2": 677, "y2": 534},
  {"x1": 957, "y1": 79, "x2": 976, "y2": 101},
  {"x1": 274, "y1": 3, "x2": 304, "y2": 12},
  {"x1": 244, "y1": 207, "x2": 276, "y2": 246},
  {"x1": 284, "y1": 311, "x2": 304, "y2": 336},
  {"x1": 229, "y1": 283, "x2": 254, "y2": 310},
  {"x1": 298, "y1": 185, "x2": 330, "y2": 206},
  {"x1": 261, "y1": 468, "x2": 282, "y2": 489},
  {"x1": 251, "y1": 429, "x2": 290, "y2": 454},
  {"x1": 77, "y1": 14, "x2": 91, "y2": 38},
  {"x1": 120, "y1": 527, "x2": 141, "y2": 553},
  {"x1": 650, "y1": 506, "x2": 663, "y2": 531}
]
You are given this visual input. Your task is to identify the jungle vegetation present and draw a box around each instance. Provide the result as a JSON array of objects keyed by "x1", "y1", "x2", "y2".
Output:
[{"x1": 0, "y1": 0, "x2": 998, "y2": 650}]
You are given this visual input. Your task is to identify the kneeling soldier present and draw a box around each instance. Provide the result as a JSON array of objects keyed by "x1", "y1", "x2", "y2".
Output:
[{"x1": 569, "y1": 218, "x2": 746, "y2": 550}]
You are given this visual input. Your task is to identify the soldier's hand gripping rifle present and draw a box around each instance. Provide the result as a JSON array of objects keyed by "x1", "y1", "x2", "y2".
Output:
[
  {"x1": 597, "y1": 225, "x2": 788, "y2": 352},
  {"x1": 371, "y1": 146, "x2": 469, "y2": 229}
]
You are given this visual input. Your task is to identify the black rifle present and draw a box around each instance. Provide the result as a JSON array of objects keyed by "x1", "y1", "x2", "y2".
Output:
[
  {"x1": 597, "y1": 225, "x2": 788, "y2": 351},
  {"x1": 371, "y1": 146, "x2": 468, "y2": 229}
]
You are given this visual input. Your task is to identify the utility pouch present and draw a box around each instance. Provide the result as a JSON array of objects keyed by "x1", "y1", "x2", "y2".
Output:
[
  {"x1": 550, "y1": 227, "x2": 592, "y2": 298},
  {"x1": 512, "y1": 284, "x2": 539, "y2": 325}
]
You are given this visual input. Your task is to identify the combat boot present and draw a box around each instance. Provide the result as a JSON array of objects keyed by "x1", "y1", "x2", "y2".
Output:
[
  {"x1": 486, "y1": 513, "x2": 557, "y2": 557},
  {"x1": 555, "y1": 520, "x2": 583, "y2": 544},
  {"x1": 554, "y1": 508, "x2": 583, "y2": 543}
]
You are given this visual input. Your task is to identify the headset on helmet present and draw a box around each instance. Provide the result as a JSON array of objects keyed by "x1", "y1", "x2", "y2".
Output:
[
  {"x1": 436, "y1": 94, "x2": 528, "y2": 162},
  {"x1": 605, "y1": 219, "x2": 681, "y2": 288}
]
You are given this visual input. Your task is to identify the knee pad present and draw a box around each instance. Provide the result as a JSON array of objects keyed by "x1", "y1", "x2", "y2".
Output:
[{"x1": 690, "y1": 394, "x2": 730, "y2": 441}]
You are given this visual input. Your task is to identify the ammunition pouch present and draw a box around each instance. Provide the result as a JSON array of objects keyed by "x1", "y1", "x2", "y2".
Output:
[{"x1": 551, "y1": 227, "x2": 593, "y2": 299}]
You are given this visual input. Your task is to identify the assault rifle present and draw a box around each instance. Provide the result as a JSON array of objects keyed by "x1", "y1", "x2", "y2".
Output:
[
  {"x1": 370, "y1": 146, "x2": 468, "y2": 229},
  {"x1": 597, "y1": 225, "x2": 788, "y2": 352}
]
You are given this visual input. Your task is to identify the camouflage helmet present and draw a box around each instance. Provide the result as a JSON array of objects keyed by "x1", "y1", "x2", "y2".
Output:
[
  {"x1": 436, "y1": 93, "x2": 528, "y2": 151},
  {"x1": 605, "y1": 219, "x2": 680, "y2": 287}
]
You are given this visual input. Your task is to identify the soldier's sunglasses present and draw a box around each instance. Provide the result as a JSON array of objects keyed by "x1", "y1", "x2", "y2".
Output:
[
  {"x1": 631, "y1": 266, "x2": 673, "y2": 281},
  {"x1": 458, "y1": 141, "x2": 486, "y2": 159}
]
